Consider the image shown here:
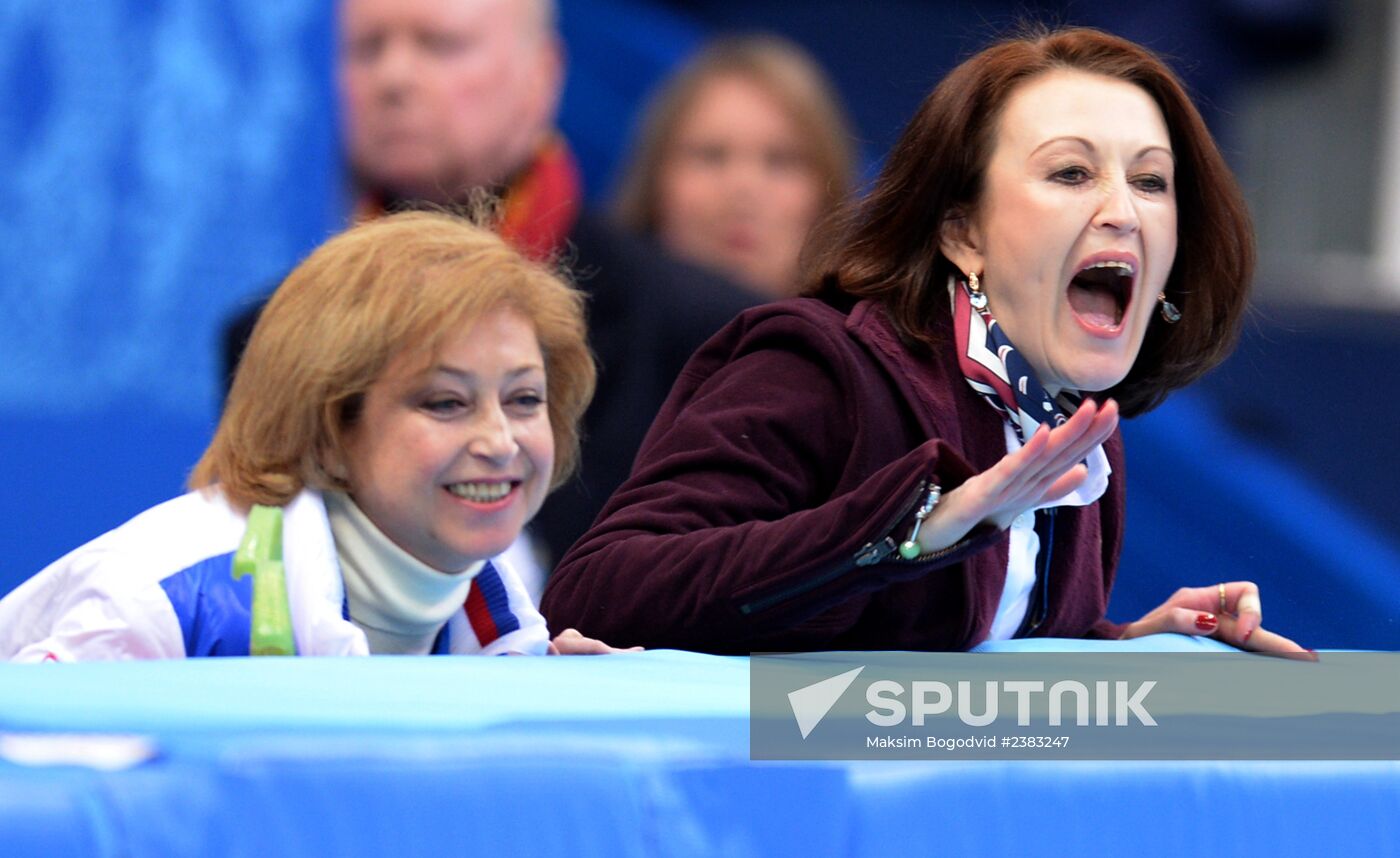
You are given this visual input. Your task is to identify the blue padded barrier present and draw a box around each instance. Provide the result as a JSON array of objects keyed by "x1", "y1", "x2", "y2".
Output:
[{"x1": 2, "y1": 646, "x2": 1397, "y2": 858}]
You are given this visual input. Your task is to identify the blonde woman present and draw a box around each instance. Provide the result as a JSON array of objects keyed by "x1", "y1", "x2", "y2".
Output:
[
  {"x1": 2, "y1": 212, "x2": 627, "y2": 660},
  {"x1": 614, "y1": 35, "x2": 855, "y2": 298}
]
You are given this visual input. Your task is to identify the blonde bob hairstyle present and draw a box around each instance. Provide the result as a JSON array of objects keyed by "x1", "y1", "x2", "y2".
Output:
[
  {"x1": 191, "y1": 211, "x2": 595, "y2": 509},
  {"x1": 613, "y1": 34, "x2": 855, "y2": 235}
]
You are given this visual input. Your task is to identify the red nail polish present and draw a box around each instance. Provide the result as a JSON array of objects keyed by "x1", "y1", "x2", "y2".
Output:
[
  {"x1": 1195, "y1": 612, "x2": 1218, "y2": 632},
  {"x1": 1242, "y1": 627, "x2": 1254, "y2": 644}
]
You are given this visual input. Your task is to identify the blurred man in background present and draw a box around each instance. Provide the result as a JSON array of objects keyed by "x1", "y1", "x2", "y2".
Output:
[{"x1": 225, "y1": 0, "x2": 754, "y2": 574}]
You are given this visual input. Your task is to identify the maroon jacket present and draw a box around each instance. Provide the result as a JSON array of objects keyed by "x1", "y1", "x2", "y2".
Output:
[{"x1": 543, "y1": 295, "x2": 1126, "y2": 653}]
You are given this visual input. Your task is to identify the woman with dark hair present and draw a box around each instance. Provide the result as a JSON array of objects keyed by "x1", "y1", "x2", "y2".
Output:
[{"x1": 543, "y1": 27, "x2": 1306, "y2": 655}]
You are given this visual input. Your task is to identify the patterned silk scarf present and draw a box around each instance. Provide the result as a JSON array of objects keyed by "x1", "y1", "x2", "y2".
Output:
[{"x1": 951, "y1": 275, "x2": 1077, "y2": 443}]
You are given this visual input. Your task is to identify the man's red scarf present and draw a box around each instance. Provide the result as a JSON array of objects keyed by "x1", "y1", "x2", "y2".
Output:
[
  {"x1": 496, "y1": 135, "x2": 582, "y2": 260},
  {"x1": 353, "y1": 135, "x2": 583, "y2": 261}
]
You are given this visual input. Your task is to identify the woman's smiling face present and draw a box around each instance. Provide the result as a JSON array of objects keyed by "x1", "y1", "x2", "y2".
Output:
[
  {"x1": 339, "y1": 305, "x2": 554, "y2": 572},
  {"x1": 941, "y1": 68, "x2": 1178, "y2": 396}
]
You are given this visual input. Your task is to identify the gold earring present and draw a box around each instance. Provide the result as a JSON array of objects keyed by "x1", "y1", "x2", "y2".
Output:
[
  {"x1": 1158, "y1": 292, "x2": 1181, "y2": 324},
  {"x1": 968, "y1": 271, "x2": 988, "y2": 310}
]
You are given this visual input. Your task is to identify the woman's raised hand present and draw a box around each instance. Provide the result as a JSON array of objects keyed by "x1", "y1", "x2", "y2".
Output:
[
  {"x1": 916, "y1": 399, "x2": 1120, "y2": 554},
  {"x1": 1118, "y1": 581, "x2": 1313, "y2": 657}
]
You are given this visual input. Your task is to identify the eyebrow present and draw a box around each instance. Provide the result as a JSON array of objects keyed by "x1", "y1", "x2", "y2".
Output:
[
  {"x1": 433, "y1": 363, "x2": 545, "y2": 383},
  {"x1": 1029, "y1": 136, "x2": 1175, "y2": 162}
]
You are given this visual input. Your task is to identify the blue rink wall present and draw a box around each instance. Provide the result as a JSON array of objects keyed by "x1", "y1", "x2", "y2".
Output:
[{"x1": 2, "y1": 1, "x2": 1396, "y2": 650}]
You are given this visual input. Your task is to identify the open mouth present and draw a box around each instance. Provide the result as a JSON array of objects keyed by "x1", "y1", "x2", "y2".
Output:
[
  {"x1": 445, "y1": 481, "x2": 519, "y2": 504},
  {"x1": 1068, "y1": 260, "x2": 1134, "y2": 330}
]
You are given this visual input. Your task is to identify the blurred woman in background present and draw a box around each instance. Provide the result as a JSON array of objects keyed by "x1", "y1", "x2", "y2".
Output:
[{"x1": 613, "y1": 35, "x2": 855, "y2": 298}]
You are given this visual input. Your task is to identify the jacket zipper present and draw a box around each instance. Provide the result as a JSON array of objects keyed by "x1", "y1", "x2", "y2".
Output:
[{"x1": 738, "y1": 479, "x2": 973, "y2": 616}]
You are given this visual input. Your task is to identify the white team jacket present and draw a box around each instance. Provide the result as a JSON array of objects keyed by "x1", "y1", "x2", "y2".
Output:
[{"x1": 0, "y1": 487, "x2": 549, "y2": 661}]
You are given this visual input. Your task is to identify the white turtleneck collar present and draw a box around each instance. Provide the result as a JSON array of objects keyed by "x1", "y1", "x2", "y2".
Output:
[{"x1": 323, "y1": 491, "x2": 484, "y2": 655}]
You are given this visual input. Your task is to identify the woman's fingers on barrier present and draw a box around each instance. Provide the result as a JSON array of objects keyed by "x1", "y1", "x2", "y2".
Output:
[
  {"x1": 1167, "y1": 606, "x2": 1226, "y2": 638},
  {"x1": 549, "y1": 628, "x2": 643, "y2": 655},
  {"x1": 1119, "y1": 602, "x2": 1225, "y2": 640},
  {"x1": 1236, "y1": 624, "x2": 1313, "y2": 659},
  {"x1": 1119, "y1": 606, "x2": 1314, "y2": 660},
  {"x1": 1223, "y1": 581, "x2": 1264, "y2": 643}
]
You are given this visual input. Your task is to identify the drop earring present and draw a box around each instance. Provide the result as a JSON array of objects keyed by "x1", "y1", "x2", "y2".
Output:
[
  {"x1": 1157, "y1": 292, "x2": 1181, "y2": 324},
  {"x1": 968, "y1": 272, "x2": 988, "y2": 310}
]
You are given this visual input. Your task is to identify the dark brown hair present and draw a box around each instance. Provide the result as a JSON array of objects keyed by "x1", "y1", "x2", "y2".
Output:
[{"x1": 809, "y1": 26, "x2": 1253, "y2": 416}]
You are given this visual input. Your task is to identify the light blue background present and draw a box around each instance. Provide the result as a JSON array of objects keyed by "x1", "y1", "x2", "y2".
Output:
[{"x1": 0, "y1": 2, "x2": 339, "y2": 586}]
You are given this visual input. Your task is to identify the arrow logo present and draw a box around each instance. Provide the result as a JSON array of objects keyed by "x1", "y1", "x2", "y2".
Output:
[{"x1": 787, "y1": 666, "x2": 865, "y2": 739}]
